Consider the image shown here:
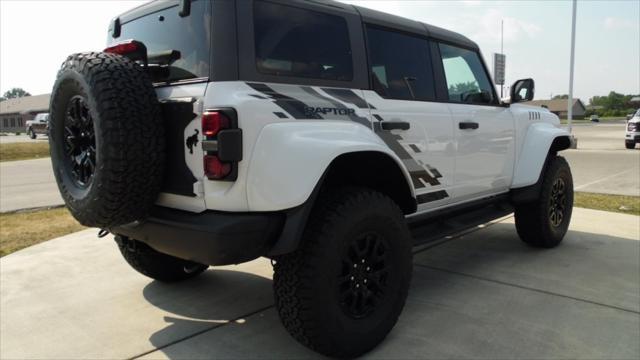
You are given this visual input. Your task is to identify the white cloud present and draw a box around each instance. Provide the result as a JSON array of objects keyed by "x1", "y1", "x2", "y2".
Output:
[
  {"x1": 603, "y1": 16, "x2": 637, "y2": 30},
  {"x1": 342, "y1": 2, "x2": 541, "y2": 45},
  {"x1": 469, "y1": 9, "x2": 542, "y2": 44}
]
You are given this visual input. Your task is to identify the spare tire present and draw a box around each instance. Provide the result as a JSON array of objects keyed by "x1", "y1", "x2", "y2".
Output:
[{"x1": 49, "y1": 52, "x2": 164, "y2": 228}]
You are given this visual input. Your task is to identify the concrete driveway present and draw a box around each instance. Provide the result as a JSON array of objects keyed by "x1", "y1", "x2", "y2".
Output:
[{"x1": 1, "y1": 207, "x2": 638, "y2": 359}]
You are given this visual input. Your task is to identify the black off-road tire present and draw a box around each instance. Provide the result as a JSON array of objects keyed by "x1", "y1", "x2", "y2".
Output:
[
  {"x1": 28, "y1": 128, "x2": 36, "y2": 139},
  {"x1": 115, "y1": 235, "x2": 208, "y2": 282},
  {"x1": 273, "y1": 187, "x2": 412, "y2": 358},
  {"x1": 49, "y1": 52, "x2": 164, "y2": 228},
  {"x1": 625, "y1": 141, "x2": 635, "y2": 149},
  {"x1": 515, "y1": 156, "x2": 574, "y2": 248}
]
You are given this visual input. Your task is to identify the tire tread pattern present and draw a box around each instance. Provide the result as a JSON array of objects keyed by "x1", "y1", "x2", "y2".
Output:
[
  {"x1": 50, "y1": 52, "x2": 164, "y2": 228},
  {"x1": 273, "y1": 187, "x2": 412, "y2": 357},
  {"x1": 515, "y1": 156, "x2": 573, "y2": 248}
]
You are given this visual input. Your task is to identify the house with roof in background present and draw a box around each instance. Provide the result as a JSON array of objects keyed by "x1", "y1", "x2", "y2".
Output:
[
  {"x1": 525, "y1": 98, "x2": 587, "y2": 119},
  {"x1": 0, "y1": 94, "x2": 50, "y2": 133}
]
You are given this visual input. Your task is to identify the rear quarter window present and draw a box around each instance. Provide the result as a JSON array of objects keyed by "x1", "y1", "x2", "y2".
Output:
[
  {"x1": 114, "y1": 0, "x2": 212, "y2": 83},
  {"x1": 253, "y1": 0, "x2": 353, "y2": 81}
]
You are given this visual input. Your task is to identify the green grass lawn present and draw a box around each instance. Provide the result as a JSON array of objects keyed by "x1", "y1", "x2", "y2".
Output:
[
  {"x1": 575, "y1": 192, "x2": 640, "y2": 216},
  {"x1": 0, "y1": 207, "x2": 85, "y2": 257},
  {"x1": 0, "y1": 142, "x2": 50, "y2": 162}
]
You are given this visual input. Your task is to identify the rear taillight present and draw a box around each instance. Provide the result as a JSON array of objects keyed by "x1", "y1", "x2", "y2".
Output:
[
  {"x1": 104, "y1": 40, "x2": 147, "y2": 63},
  {"x1": 202, "y1": 110, "x2": 241, "y2": 181},
  {"x1": 202, "y1": 111, "x2": 230, "y2": 137},
  {"x1": 204, "y1": 155, "x2": 231, "y2": 180}
]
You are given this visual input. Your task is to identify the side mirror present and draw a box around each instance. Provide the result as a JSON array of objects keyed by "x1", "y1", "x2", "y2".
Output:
[{"x1": 510, "y1": 78, "x2": 535, "y2": 103}]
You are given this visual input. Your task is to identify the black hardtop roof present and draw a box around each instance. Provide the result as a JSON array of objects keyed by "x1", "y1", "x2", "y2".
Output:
[
  {"x1": 351, "y1": 3, "x2": 478, "y2": 49},
  {"x1": 112, "y1": 0, "x2": 478, "y2": 50}
]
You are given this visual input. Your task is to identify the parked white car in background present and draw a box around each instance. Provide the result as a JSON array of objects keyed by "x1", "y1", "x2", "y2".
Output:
[
  {"x1": 25, "y1": 112, "x2": 49, "y2": 139},
  {"x1": 626, "y1": 109, "x2": 640, "y2": 149}
]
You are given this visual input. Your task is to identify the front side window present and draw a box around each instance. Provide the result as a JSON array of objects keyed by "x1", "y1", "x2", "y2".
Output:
[
  {"x1": 366, "y1": 26, "x2": 435, "y2": 101},
  {"x1": 439, "y1": 43, "x2": 495, "y2": 104},
  {"x1": 254, "y1": 0, "x2": 353, "y2": 81},
  {"x1": 115, "y1": 0, "x2": 211, "y2": 83}
]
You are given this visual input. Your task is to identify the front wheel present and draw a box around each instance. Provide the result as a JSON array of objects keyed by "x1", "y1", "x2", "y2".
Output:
[
  {"x1": 273, "y1": 188, "x2": 412, "y2": 358},
  {"x1": 514, "y1": 156, "x2": 574, "y2": 248},
  {"x1": 625, "y1": 141, "x2": 636, "y2": 149},
  {"x1": 28, "y1": 128, "x2": 36, "y2": 139}
]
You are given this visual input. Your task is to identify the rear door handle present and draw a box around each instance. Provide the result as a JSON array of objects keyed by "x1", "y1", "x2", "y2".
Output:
[
  {"x1": 381, "y1": 121, "x2": 410, "y2": 131},
  {"x1": 459, "y1": 121, "x2": 479, "y2": 130}
]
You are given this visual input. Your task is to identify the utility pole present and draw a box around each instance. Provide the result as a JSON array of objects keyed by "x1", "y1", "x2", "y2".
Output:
[
  {"x1": 501, "y1": 19, "x2": 504, "y2": 98},
  {"x1": 567, "y1": 0, "x2": 577, "y2": 134}
]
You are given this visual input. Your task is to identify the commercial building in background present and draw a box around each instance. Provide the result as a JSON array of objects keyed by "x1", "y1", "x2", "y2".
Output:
[
  {"x1": 525, "y1": 98, "x2": 586, "y2": 119},
  {"x1": 0, "y1": 94, "x2": 50, "y2": 133}
]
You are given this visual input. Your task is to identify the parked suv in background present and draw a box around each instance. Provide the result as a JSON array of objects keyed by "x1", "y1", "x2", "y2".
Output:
[
  {"x1": 626, "y1": 109, "x2": 640, "y2": 149},
  {"x1": 25, "y1": 112, "x2": 49, "y2": 139},
  {"x1": 48, "y1": 0, "x2": 574, "y2": 357}
]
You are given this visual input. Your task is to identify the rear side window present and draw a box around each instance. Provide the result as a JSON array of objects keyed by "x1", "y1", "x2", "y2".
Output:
[
  {"x1": 366, "y1": 26, "x2": 435, "y2": 101},
  {"x1": 253, "y1": 1, "x2": 353, "y2": 81},
  {"x1": 115, "y1": 0, "x2": 211, "y2": 83},
  {"x1": 438, "y1": 43, "x2": 495, "y2": 104}
]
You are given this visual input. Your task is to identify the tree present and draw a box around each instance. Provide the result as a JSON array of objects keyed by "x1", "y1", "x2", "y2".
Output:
[
  {"x1": 1, "y1": 88, "x2": 31, "y2": 101},
  {"x1": 552, "y1": 94, "x2": 569, "y2": 100},
  {"x1": 449, "y1": 81, "x2": 479, "y2": 95}
]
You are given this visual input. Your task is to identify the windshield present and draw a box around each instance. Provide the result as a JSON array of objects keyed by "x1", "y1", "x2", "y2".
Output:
[
  {"x1": 112, "y1": 0, "x2": 211, "y2": 83},
  {"x1": 635, "y1": 109, "x2": 640, "y2": 117}
]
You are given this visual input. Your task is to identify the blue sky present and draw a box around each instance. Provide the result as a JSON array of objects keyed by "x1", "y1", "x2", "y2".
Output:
[
  {"x1": 1, "y1": 0, "x2": 638, "y2": 102},
  {"x1": 344, "y1": 0, "x2": 640, "y2": 101}
]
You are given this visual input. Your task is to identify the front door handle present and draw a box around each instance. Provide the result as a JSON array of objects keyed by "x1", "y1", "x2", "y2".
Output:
[
  {"x1": 459, "y1": 121, "x2": 479, "y2": 130},
  {"x1": 381, "y1": 121, "x2": 410, "y2": 131}
]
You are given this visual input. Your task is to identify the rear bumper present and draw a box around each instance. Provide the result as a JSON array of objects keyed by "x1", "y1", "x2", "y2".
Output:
[{"x1": 112, "y1": 206, "x2": 285, "y2": 266}]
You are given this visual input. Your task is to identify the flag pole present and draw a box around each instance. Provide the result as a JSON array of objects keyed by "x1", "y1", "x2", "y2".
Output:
[{"x1": 567, "y1": 0, "x2": 577, "y2": 134}]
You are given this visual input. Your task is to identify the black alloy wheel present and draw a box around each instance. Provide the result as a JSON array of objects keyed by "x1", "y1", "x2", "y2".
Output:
[
  {"x1": 339, "y1": 231, "x2": 389, "y2": 319},
  {"x1": 63, "y1": 96, "x2": 96, "y2": 188},
  {"x1": 548, "y1": 178, "x2": 567, "y2": 227}
]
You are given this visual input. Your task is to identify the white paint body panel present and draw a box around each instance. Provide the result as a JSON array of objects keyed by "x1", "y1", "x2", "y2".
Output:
[
  {"x1": 510, "y1": 104, "x2": 571, "y2": 188},
  {"x1": 156, "y1": 80, "x2": 570, "y2": 214},
  {"x1": 362, "y1": 90, "x2": 456, "y2": 211},
  {"x1": 448, "y1": 103, "x2": 516, "y2": 202},
  {"x1": 247, "y1": 121, "x2": 413, "y2": 211}
]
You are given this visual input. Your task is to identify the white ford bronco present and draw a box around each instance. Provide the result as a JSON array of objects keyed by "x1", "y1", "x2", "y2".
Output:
[{"x1": 49, "y1": 0, "x2": 574, "y2": 357}]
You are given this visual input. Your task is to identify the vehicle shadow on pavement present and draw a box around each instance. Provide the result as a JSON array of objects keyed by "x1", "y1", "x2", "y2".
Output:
[
  {"x1": 142, "y1": 268, "x2": 278, "y2": 356},
  {"x1": 138, "y1": 225, "x2": 639, "y2": 359}
]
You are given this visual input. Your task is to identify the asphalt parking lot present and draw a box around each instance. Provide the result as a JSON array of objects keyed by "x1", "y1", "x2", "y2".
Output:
[
  {"x1": 565, "y1": 123, "x2": 640, "y2": 196},
  {"x1": 0, "y1": 122, "x2": 638, "y2": 212},
  {"x1": 1, "y1": 207, "x2": 638, "y2": 359}
]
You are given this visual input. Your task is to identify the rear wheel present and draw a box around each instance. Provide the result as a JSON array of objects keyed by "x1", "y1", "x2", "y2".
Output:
[
  {"x1": 515, "y1": 156, "x2": 573, "y2": 248},
  {"x1": 115, "y1": 235, "x2": 208, "y2": 282},
  {"x1": 625, "y1": 141, "x2": 635, "y2": 149},
  {"x1": 273, "y1": 188, "x2": 412, "y2": 357},
  {"x1": 28, "y1": 128, "x2": 36, "y2": 139}
]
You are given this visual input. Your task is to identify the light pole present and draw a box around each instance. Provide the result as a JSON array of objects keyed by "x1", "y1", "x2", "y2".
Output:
[
  {"x1": 567, "y1": 0, "x2": 577, "y2": 135},
  {"x1": 501, "y1": 19, "x2": 504, "y2": 98}
]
